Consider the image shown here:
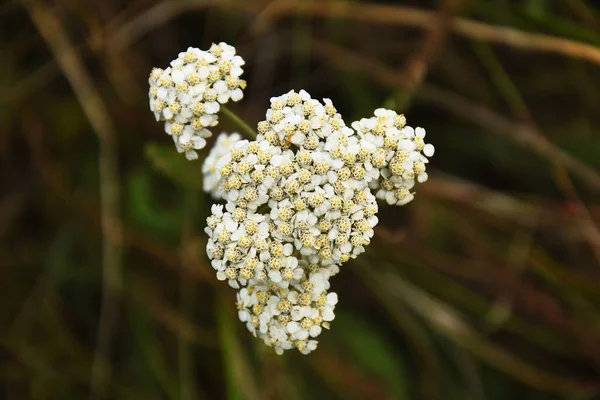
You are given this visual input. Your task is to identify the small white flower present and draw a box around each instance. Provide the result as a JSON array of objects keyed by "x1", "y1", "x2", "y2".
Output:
[{"x1": 175, "y1": 130, "x2": 207, "y2": 160}]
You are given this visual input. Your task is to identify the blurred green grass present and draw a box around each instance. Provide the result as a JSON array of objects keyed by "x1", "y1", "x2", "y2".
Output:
[{"x1": 3, "y1": 0, "x2": 600, "y2": 399}]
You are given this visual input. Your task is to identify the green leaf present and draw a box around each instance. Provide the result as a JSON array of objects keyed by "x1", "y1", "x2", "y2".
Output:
[
  {"x1": 144, "y1": 142, "x2": 204, "y2": 190},
  {"x1": 130, "y1": 307, "x2": 180, "y2": 400},
  {"x1": 557, "y1": 136, "x2": 600, "y2": 169},
  {"x1": 126, "y1": 168, "x2": 179, "y2": 237}
]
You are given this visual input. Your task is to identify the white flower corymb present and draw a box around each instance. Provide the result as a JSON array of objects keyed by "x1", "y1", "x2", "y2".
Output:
[
  {"x1": 201, "y1": 89, "x2": 433, "y2": 355},
  {"x1": 148, "y1": 43, "x2": 247, "y2": 160},
  {"x1": 352, "y1": 108, "x2": 434, "y2": 206}
]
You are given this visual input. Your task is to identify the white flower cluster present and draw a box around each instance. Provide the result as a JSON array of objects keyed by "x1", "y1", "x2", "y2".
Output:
[
  {"x1": 205, "y1": 200, "x2": 341, "y2": 354},
  {"x1": 236, "y1": 266, "x2": 338, "y2": 355},
  {"x1": 352, "y1": 109, "x2": 435, "y2": 205},
  {"x1": 148, "y1": 43, "x2": 435, "y2": 355},
  {"x1": 202, "y1": 90, "x2": 433, "y2": 355},
  {"x1": 148, "y1": 43, "x2": 246, "y2": 160}
]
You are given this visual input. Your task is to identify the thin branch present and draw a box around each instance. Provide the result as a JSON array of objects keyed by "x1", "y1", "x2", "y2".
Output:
[
  {"x1": 399, "y1": 0, "x2": 468, "y2": 96},
  {"x1": 221, "y1": 105, "x2": 258, "y2": 139},
  {"x1": 244, "y1": 0, "x2": 600, "y2": 65},
  {"x1": 418, "y1": 84, "x2": 600, "y2": 192},
  {"x1": 20, "y1": 1, "x2": 123, "y2": 398},
  {"x1": 101, "y1": 0, "x2": 211, "y2": 52},
  {"x1": 21, "y1": 115, "x2": 206, "y2": 281},
  {"x1": 362, "y1": 266, "x2": 600, "y2": 396},
  {"x1": 99, "y1": 0, "x2": 600, "y2": 67},
  {"x1": 0, "y1": 61, "x2": 58, "y2": 104},
  {"x1": 471, "y1": 41, "x2": 600, "y2": 265}
]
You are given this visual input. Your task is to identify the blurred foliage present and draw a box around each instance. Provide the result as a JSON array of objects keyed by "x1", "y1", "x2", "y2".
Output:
[{"x1": 3, "y1": 0, "x2": 600, "y2": 399}]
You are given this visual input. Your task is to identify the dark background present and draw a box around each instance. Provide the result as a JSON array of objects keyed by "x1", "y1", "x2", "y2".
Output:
[{"x1": 3, "y1": 0, "x2": 600, "y2": 399}]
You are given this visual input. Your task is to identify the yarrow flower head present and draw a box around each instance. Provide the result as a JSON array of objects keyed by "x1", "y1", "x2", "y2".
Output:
[
  {"x1": 148, "y1": 43, "x2": 246, "y2": 160},
  {"x1": 352, "y1": 108, "x2": 434, "y2": 206},
  {"x1": 148, "y1": 42, "x2": 434, "y2": 355}
]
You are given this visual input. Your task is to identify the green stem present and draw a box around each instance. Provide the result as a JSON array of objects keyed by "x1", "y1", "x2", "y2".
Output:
[
  {"x1": 471, "y1": 40, "x2": 527, "y2": 118},
  {"x1": 221, "y1": 105, "x2": 257, "y2": 140},
  {"x1": 179, "y1": 189, "x2": 199, "y2": 400},
  {"x1": 216, "y1": 290, "x2": 261, "y2": 400}
]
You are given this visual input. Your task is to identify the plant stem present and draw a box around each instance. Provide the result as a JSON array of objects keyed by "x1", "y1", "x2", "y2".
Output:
[
  {"x1": 221, "y1": 105, "x2": 257, "y2": 139},
  {"x1": 179, "y1": 189, "x2": 199, "y2": 400}
]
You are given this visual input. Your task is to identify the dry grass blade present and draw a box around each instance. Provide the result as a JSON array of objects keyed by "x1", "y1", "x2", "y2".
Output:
[
  {"x1": 244, "y1": 0, "x2": 600, "y2": 65},
  {"x1": 418, "y1": 84, "x2": 600, "y2": 192},
  {"x1": 399, "y1": 0, "x2": 469, "y2": 96},
  {"x1": 21, "y1": 2, "x2": 122, "y2": 397},
  {"x1": 472, "y1": 41, "x2": 600, "y2": 264},
  {"x1": 97, "y1": 0, "x2": 600, "y2": 67},
  {"x1": 131, "y1": 282, "x2": 218, "y2": 350},
  {"x1": 423, "y1": 173, "x2": 600, "y2": 239},
  {"x1": 422, "y1": 174, "x2": 541, "y2": 225},
  {"x1": 361, "y1": 266, "x2": 600, "y2": 397},
  {"x1": 371, "y1": 232, "x2": 600, "y2": 358},
  {"x1": 101, "y1": 0, "x2": 211, "y2": 52},
  {"x1": 21, "y1": 118, "x2": 210, "y2": 283}
]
